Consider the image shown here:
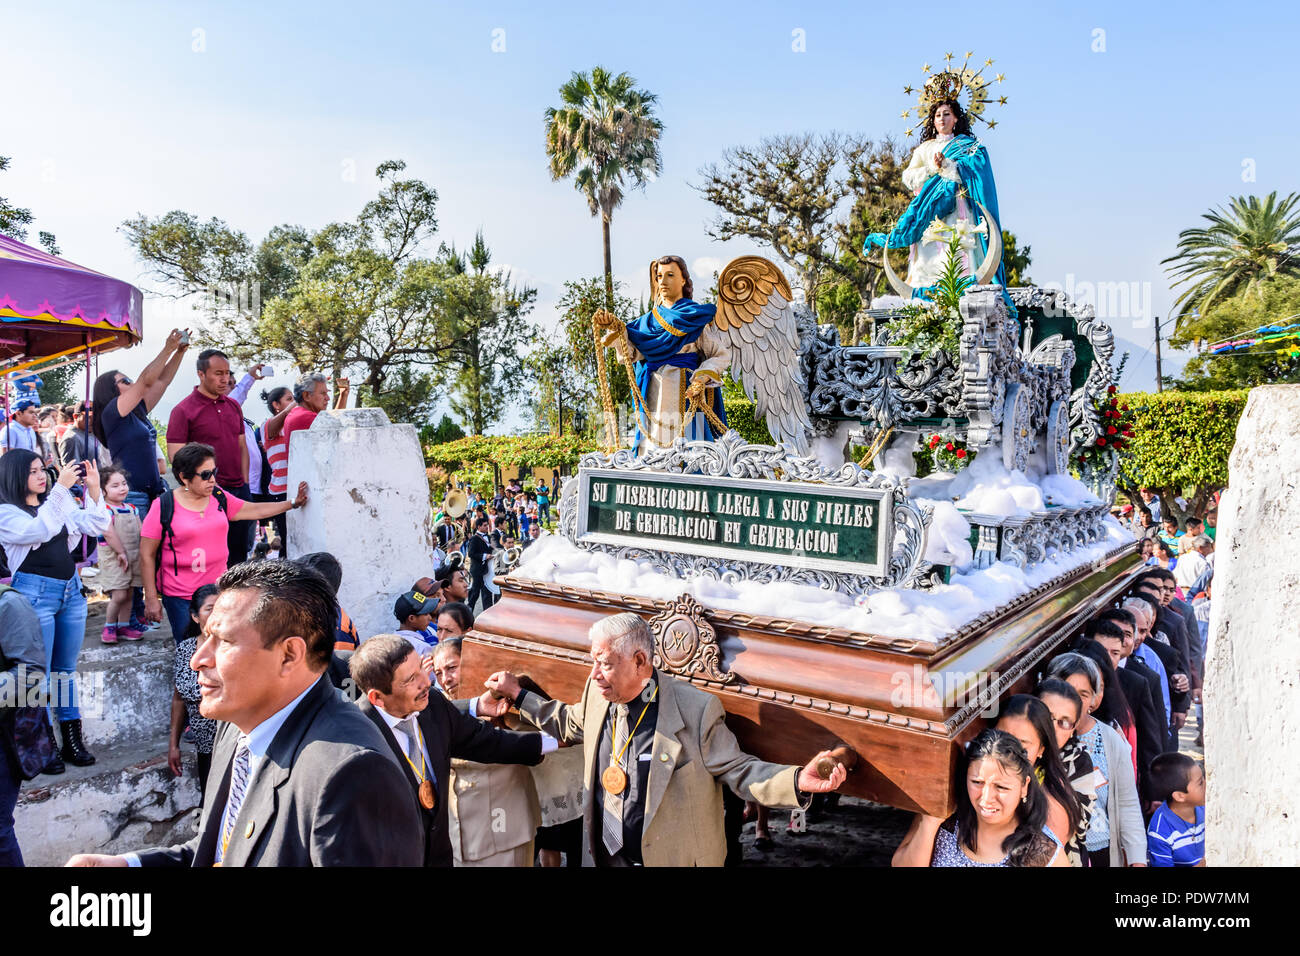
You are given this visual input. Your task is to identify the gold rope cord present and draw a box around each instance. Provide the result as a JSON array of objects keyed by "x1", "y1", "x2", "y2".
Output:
[
  {"x1": 856, "y1": 426, "x2": 895, "y2": 469},
  {"x1": 592, "y1": 317, "x2": 619, "y2": 452}
]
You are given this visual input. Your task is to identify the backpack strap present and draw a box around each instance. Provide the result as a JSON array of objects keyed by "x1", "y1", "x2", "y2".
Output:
[{"x1": 158, "y1": 490, "x2": 179, "y2": 584}]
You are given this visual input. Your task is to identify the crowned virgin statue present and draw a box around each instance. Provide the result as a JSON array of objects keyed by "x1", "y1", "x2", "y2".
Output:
[{"x1": 865, "y1": 56, "x2": 1010, "y2": 303}]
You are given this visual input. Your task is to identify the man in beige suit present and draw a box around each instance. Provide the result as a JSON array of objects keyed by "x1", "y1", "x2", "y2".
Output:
[
  {"x1": 485, "y1": 612, "x2": 846, "y2": 867},
  {"x1": 435, "y1": 639, "x2": 542, "y2": 867}
]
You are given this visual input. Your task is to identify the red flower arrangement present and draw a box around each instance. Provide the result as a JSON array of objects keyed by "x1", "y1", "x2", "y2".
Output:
[
  {"x1": 1074, "y1": 388, "x2": 1137, "y2": 473},
  {"x1": 927, "y1": 433, "x2": 974, "y2": 472}
]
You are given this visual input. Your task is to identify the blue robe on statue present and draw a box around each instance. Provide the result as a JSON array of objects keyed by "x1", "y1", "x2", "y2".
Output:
[
  {"x1": 623, "y1": 298, "x2": 728, "y2": 447},
  {"x1": 865, "y1": 134, "x2": 1015, "y2": 315}
]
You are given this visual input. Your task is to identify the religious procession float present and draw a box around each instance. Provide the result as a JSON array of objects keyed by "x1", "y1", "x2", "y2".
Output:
[{"x1": 461, "y1": 57, "x2": 1141, "y2": 816}]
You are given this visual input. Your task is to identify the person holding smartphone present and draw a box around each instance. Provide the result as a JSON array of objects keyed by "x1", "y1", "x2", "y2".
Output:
[{"x1": 0, "y1": 452, "x2": 111, "y2": 768}]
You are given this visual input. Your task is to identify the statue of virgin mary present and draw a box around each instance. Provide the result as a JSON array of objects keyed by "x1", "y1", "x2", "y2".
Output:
[{"x1": 865, "y1": 60, "x2": 1011, "y2": 306}]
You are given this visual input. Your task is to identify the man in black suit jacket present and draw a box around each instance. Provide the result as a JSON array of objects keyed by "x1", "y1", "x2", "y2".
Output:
[
  {"x1": 67, "y1": 561, "x2": 424, "y2": 867},
  {"x1": 350, "y1": 634, "x2": 548, "y2": 867},
  {"x1": 1090, "y1": 613, "x2": 1163, "y2": 797},
  {"x1": 465, "y1": 516, "x2": 497, "y2": 611}
]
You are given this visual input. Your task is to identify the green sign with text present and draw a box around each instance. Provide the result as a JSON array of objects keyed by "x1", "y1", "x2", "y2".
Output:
[{"x1": 576, "y1": 468, "x2": 890, "y2": 576}]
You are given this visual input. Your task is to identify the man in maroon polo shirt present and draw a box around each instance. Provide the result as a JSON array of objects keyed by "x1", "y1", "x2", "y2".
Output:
[{"x1": 166, "y1": 348, "x2": 253, "y2": 563}]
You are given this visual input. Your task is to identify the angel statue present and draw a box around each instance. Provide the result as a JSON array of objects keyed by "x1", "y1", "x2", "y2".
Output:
[
  {"x1": 594, "y1": 255, "x2": 812, "y2": 455},
  {"x1": 864, "y1": 54, "x2": 1009, "y2": 303}
]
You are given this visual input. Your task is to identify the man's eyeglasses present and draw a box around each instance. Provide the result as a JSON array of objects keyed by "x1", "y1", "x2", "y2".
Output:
[{"x1": 195, "y1": 468, "x2": 217, "y2": 481}]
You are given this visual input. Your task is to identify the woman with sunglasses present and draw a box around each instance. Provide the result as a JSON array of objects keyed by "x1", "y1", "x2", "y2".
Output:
[
  {"x1": 91, "y1": 328, "x2": 192, "y2": 515},
  {"x1": 138, "y1": 442, "x2": 308, "y2": 643}
]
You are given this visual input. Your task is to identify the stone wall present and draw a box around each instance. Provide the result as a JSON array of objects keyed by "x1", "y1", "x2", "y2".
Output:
[
  {"x1": 286, "y1": 407, "x2": 434, "y2": 641},
  {"x1": 1204, "y1": 384, "x2": 1300, "y2": 865}
]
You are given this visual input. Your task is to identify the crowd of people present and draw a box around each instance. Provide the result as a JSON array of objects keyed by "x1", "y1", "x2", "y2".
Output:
[
  {"x1": 893, "y1": 559, "x2": 1210, "y2": 868},
  {"x1": 0, "y1": 334, "x2": 1212, "y2": 869}
]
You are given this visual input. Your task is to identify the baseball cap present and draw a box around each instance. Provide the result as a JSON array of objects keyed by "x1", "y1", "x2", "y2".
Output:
[
  {"x1": 393, "y1": 589, "x2": 431, "y2": 622},
  {"x1": 14, "y1": 397, "x2": 38, "y2": 412}
]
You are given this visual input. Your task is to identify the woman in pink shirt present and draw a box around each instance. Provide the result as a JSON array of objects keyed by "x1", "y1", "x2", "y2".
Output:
[{"x1": 140, "y1": 442, "x2": 308, "y2": 642}]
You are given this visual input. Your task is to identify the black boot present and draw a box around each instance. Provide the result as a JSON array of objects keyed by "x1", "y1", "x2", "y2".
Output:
[
  {"x1": 59, "y1": 719, "x2": 96, "y2": 767},
  {"x1": 42, "y1": 719, "x2": 65, "y2": 775}
]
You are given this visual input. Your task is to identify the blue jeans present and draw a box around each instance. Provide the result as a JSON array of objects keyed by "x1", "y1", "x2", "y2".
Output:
[
  {"x1": 162, "y1": 594, "x2": 194, "y2": 646},
  {"x1": 0, "y1": 740, "x2": 22, "y2": 866},
  {"x1": 10, "y1": 572, "x2": 87, "y2": 721}
]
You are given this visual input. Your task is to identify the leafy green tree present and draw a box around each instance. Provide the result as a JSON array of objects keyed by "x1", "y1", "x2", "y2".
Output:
[
  {"x1": 1162, "y1": 191, "x2": 1300, "y2": 331},
  {"x1": 34, "y1": 362, "x2": 86, "y2": 407},
  {"x1": 1168, "y1": 274, "x2": 1300, "y2": 389},
  {"x1": 1115, "y1": 389, "x2": 1247, "y2": 524},
  {"x1": 545, "y1": 67, "x2": 663, "y2": 310},
  {"x1": 554, "y1": 276, "x2": 636, "y2": 435},
  {"x1": 123, "y1": 160, "x2": 456, "y2": 394},
  {"x1": 1001, "y1": 230, "x2": 1032, "y2": 286},
  {"x1": 0, "y1": 154, "x2": 58, "y2": 254},
  {"x1": 441, "y1": 233, "x2": 538, "y2": 434},
  {"x1": 429, "y1": 414, "x2": 465, "y2": 445},
  {"x1": 358, "y1": 363, "x2": 437, "y2": 428}
]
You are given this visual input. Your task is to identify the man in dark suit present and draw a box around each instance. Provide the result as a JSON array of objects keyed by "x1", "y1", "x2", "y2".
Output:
[
  {"x1": 1128, "y1": 589, "x2": 1188, "y2": 752},
  {"x1": 464, "y1": 516, "x2": 496, "y2": 612},
  {"x1": 349, "y1": 634, "x2": 549, "y2": 867},
  {"x1": 1089, "y1": 614, "x2": 1163, "y2": 794},
  {"x1": 66, "y1": 561, "x2": 424, "y2": 867},
  {"x1": 1116, "y1": 600, "x2": 1170, "y2": 740}
]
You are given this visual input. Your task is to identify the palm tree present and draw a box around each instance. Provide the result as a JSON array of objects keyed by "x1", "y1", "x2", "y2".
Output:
[
  {"x1": 544, "y1": 67, "x2": 663, "y2": 310},
  {"x1": 1163, "y1": 191, "x2": 1300, "y2": 331}
]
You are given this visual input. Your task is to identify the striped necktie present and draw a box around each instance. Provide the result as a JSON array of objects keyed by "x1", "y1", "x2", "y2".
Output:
[
  {"x1": 398, "y1": 717, "x2": 422, "y2": 767},
  {"x1": 218, "y1": 739, "x2": 252, "y2": 864},
  {"x1": 601, "y1": 704, "x2": 629, "y2": 856}
]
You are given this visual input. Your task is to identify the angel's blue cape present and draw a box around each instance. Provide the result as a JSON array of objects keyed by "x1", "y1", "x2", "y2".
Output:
[
  {"x1": 624, "y1": 297, "x2": 728, "y2": 444},
  {"x1": 864, "y1": 134, "x2": 1015, "y2": 314}
]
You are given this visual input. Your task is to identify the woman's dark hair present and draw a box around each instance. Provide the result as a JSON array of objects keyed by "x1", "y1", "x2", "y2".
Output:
[
  {"x1": 60, "y1": 404, "x2": 77, "y2": 423},
  {"x1": 253, "y1": 541, "x2": 271, "y2": 559},
  {"x1": 260, "y1": 386, "x2": 291, "y2": 414},
  {"x1": 650, "y1": 255, "x2": 694, "y2": 300},
  {"x1": 0, "y1": 449, "x2": 46, "y2": 507},
  {"x1": 91, "y1": 369, "x2": 150, "y2": 445},
  {"x1": 921, "y1": 98, "x2": 973, "y2": 141},
  {"x1": 999, "y1": 694, "x2": 1082, "y2": 838},
  {"x1": 1073, "y1": 639, "x2": 1135, "y2": 736},
  {"x1": 171, "y1": 443, "x2": 216, "y2": 482},
  {"x1": 956, "y1": 728, "x2": 1051, "y2": 866},
  {"x1": 1036, "y1": 677, "x2": 1083, "y2": 724},
  {"x1": 186, "y1": 584, "x2": 221, "y2": 638},
  {"x1": 438, "y1": 601, "x2": 474, "y2": 633}
]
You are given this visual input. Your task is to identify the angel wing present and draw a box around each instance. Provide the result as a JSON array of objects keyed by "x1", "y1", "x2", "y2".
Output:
[{"x1": 713, "y1": 256, "x2": 813, "y2": 455}]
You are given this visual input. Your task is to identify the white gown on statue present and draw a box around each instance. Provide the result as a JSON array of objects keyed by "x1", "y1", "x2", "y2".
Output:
[{"x1": 900, "y1": 132, "x2": 975, "y2": 288}]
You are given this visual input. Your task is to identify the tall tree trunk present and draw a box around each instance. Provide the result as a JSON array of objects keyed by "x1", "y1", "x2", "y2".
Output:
[{"x1": 602, "y1": 213, "x2": 614, "y2": 313}]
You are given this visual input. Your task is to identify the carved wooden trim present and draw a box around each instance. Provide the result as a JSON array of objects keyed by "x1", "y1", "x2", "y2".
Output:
[
  {"x1": 463, "y1": 630, "x2": 954, "y2": 737},
  {"x1": 648, "y1": 593, "x2": 735, "y2": 684}
]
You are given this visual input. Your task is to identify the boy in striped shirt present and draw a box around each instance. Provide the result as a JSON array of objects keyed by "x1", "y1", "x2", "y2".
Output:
[{"x1": 1146, "y1": 753, "x2": 1206, "y2": 866}]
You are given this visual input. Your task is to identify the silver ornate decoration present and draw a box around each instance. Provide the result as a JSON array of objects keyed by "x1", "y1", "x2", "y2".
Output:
[
  {"x1": 648, "y1": 593, "x2": 735, "y2": 684},
  {"x1": 556, "y1": 431, "x2": 933, "y2": 597}
]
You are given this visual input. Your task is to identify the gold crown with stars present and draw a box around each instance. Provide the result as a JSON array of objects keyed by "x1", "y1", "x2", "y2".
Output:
[{"x1": 900, "y1": 52, "x2": 1006, "y2": 137}]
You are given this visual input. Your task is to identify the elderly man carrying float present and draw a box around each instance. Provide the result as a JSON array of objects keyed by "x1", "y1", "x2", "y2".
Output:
[{"x1": 483, "y1": 612, "x2": 846, "y2": 867}]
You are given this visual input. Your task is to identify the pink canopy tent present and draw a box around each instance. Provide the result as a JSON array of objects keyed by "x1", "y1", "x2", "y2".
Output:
[{"x1": 0, "y1": 233, "x2": 143, "y2": 379}]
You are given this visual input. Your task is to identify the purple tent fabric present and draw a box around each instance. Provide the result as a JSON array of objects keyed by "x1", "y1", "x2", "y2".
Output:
[{"x1": 0, "y1": 233, "x2": 142, "y2": 339}]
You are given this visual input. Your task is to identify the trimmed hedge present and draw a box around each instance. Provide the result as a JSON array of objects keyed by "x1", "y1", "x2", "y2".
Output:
[{"x1": 1115, "y1": 390, "x2": 1248, "y2": 491}]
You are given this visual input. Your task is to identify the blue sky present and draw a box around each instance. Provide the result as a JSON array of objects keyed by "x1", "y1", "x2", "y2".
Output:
[{"x1": 2, "y1": 0, "x2": 1295, "y2": 423}]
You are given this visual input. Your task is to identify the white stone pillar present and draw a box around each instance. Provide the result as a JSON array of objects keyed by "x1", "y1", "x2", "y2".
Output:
[
  {"x1": 1204, "y1": 385, "x2": 1300, "y2": 865},
  {"x1": 286, "y1": 407, "x2": 433, "y2": 642}
]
